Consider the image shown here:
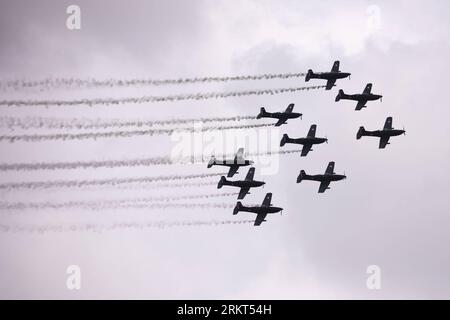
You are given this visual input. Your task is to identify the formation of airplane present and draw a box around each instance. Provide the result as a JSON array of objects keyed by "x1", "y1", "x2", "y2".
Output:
[
  {"x1": 280, "y1": 124, "x2": 327, "y2": 157},
  {"x1": 256, "y1": 103, "x2": 302, "y2": 126},
  {"x1": 205, "y1": 61, "x2": 405, "y2": 226},
  {"x1": 233, "y1": 193, "x2": 283, "y2": 226},
  {"x1": 305, "y1": 60, "x2": 351, "y2": 90},
  {"x1": 335, "y1": 83, "x2": 383, "y2": 110},
  {"x1": 357, "y1": 117, "x2": 405, "y2": 149},
  {"x1": 217, "y1": 167, "x2": 265, "y2": 200},
  {"x1": 207, "y1": 148, "x2": 252, "y2": 177},
  {"x1": 297, "y1": 161, "x2": 346, "y2": 193},
  {"x1": 208, "y1": 148, "x2": 282, "y2": 225}
]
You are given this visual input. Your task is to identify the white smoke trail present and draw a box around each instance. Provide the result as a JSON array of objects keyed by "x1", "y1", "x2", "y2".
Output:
[
  {"x1": 0, "y1": 219, "x2": 255, "y2": 233},
  {"x1": 0, "y1": 149, "x2": 302, "y2": 171},
  {"x1": 0, "y1": 201, "x2": 235, "y2": 211},
  {"x1": 0, "y1": 85, "x2": 326, "y2": 107},
  {"x1": 0, "y1": 123, "x2": 273, "y2": 143},
  {"x1": 0, "y1": 172, "x2": 225, "y2": 191},
  {"x1": 0, "y1": 156, "x2": 173, "y2": 171},
  {"x1": 133, "y1": 181, "x2": 218, "y2": 190},
  {"x1": 0, "y1": 72, "x2": 306, "y2": 90},
  {"x1": 0, "y1": 115, "x2": 257, "y2": 130}
]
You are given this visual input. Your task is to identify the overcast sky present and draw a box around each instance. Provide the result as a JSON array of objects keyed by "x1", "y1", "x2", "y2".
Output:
[{"x1": 0, "y1": 0, "x2": 449, "y2": 299}]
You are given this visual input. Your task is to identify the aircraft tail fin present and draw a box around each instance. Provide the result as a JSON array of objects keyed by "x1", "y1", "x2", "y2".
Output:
[
  {"x1": 233, "y1": 202, "x2": 243, "y2": 215},
  {"x1": 297, "y1": 170, "x2": 307, "y2": 183},
  {"x1": 217, "y1": 176, "x2": 227, "y2": 189},
  {"x1": 335, "y1": 89, "x2": 345, "y2": 102},
  {"x1": 257, "y1": 107, "x2": 267, "y2": 119},
  {"x1": 207, "y1": 155, "x2": 216, "y2": 168},
  {"x1": 280, "y1": 134, "x2": 290, "y2": 147},
  {"x1": 305, "y1": 69, "x2": 313, "y2": 82},
  {"x1": 356, "y1": 126, "x2": 366, "y2": 140}
]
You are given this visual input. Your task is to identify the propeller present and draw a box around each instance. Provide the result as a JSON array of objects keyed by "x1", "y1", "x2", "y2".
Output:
[
  {"x1": 403, "y1": 126, "x2": 406, "y2": 135},
  {"x1": 325, "y1": 135, "x2": 328, "y2": 144}
]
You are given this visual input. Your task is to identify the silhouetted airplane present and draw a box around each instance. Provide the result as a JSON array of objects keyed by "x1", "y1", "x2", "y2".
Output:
[
  {"x1": 357, "y1": 117, "x2": 405, "y2": 149},
  {"x1": 335, "y1": 83, "x2": 382, "y2": 110},
  {"x1": 256, "y1": 103, "x2": 302, "y2": 126},
  {"x1": 233, "y1": 193, "x2": 283, "y2": 226},
  {"x1": 217, "y1": 167, "x2": 265, "y2": 200},
  {"x1": 280, "y1": 124, "x2": 327, "y2": 156},
  {"x1": 297, "y1": 161, "x2": 346, "y2": 193},
  {"x1": 207, "y1": 148, "x2": 253, "y2": 177},
  {"x1": 305, "y1": 61, "x2": 351, "y2": 90}
]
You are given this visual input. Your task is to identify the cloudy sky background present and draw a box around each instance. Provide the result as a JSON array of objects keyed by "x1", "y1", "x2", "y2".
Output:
[{"x1": 0, "y1": 0, "x2": 449, "y2": 299}]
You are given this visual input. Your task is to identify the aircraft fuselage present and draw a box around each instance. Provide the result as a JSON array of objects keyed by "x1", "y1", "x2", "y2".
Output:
[
  {"x1": 302, "y1": 173, "x2": 346, "y2": 182},
  {"x1": 310, "y1": 72, "x2": 351, "y2": 80},
  {"x1": 341, "y1": 93, "x2": 382, "y2": 102},
  {"x1": 264, "y1": 112, "x2": 301, "y2": 120},
  {"x1": 212, "y1": 159, "x2": 253, "y2": 167},
  {"x1": 239, "y1": 205, "x2": 283, "y2": 214},
  {"x1": 363, "y1": 129, "x2": 405, "y2": 138},
  {"x1": 288, "y1": 137, "x2": 327, "y2": 145},
  {"x1": 224, "y1": 180, "x2": 265, "y2": 188}
]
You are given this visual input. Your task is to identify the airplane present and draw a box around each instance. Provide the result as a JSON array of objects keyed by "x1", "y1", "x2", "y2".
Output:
[
  {"x1": 296, "y1": 161, "x2": 346, "y2": 193},
  {"x1": 280, "y1": 124, "x2": 327, "y2": 156},
  {"x1": 207, "y1": 148, "x2": 253, "y2": 177},
  {"x1": 217, "y1": 167, "x2": 265, "y2": 200},
  {"x1": 357, "y1": 117, "x2": 405, "y2": 149},
  {"x1": 256, "y1": 103, "x2": 302, "y2": 126},
  {"x1": 335, "y1": 83, "x2": 383, "y2": 110},
  {"x1": 305, "y1": 60, "x2": 351, "y2": 90},
  {"x1": 233, "y1": 192, "x2": 283, "y2": 226}
]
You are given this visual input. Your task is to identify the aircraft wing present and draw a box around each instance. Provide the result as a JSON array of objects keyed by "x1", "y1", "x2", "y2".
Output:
[
  {"x1": 325, "y1": 79, "x2": 336, "y2": 90},
  {"x1": 274, "y1": 118, "x2": 287, "y2": 126},
  {"x1": 307, "y1": 124, "x2": 317, "y2": 138},
  {"x1": 262, "y1": 193, "x2": 272, "y2": 207},
  {"x1": 234, "y1": 148, "x2": 244, "y2": 162},
  {"x1": 237, "y1": 187, "x2": 250, "y2": 200},
  {"x1": 325, "y1": 161, "x2": 335, "y2": 175},
  {"x1": 355, "y1": 100, "x2": 367, "y2": 111},
  {"x1": 254, "y1": 213, "x2": 267, "y2": 226},
  {"x1": 363, "y1": 83, "x2": 372, "y2": 94},
  {"x1": 285, "y1": 103, "x2": 294, "y2": 113},
  {"x1": 379, "y1": 136, "x2": 390, "y2": 149},
  {"x1": 318, "y1": 181, "x2": 331, "y2": 193},
  {"x1": 331, "y1": 61, "x2": 340, "y2": 72},
  {"x1": 227, "y1": 165, "x2": 239, "y2": 177},
  {"x1": 301, "y1": 143, "x2": 313, "y2": 156},
  {"x1": 383, "y1": 117, "x2": 393, "y2": 130},
  {"x1": 244, "y1": 167, "x2": 255, "y2": 181}
]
